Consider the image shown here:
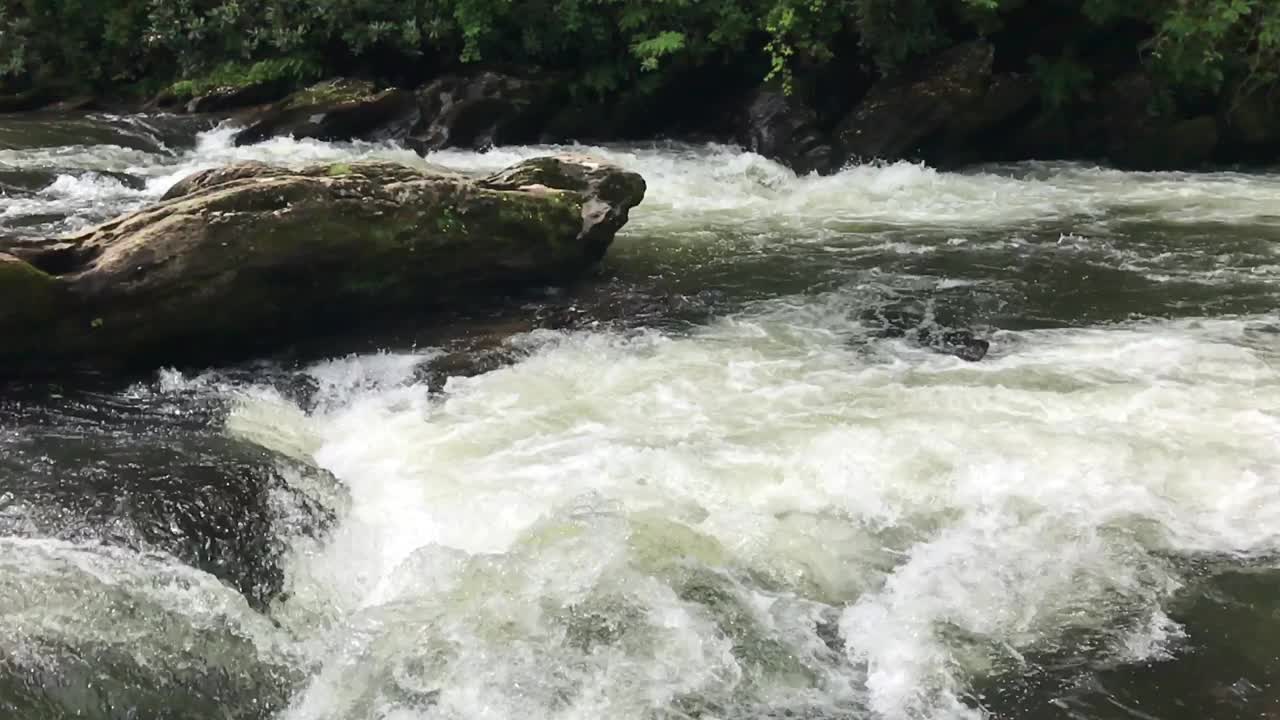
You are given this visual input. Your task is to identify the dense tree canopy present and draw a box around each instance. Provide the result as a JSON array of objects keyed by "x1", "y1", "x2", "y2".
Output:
[{"x1": 2, "y1": 0, "x2": 1278, "y2": 109}]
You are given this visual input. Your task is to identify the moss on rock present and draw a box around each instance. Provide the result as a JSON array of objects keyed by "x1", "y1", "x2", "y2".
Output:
[
  {"x1": 0, "y1": 156, "x2": 645, "y2": 374},
  {"x1": 281, "y1": 79, "x2": 378, "y2": 111},
  {"x1": 0, "y1": 254, "x2": 58, "y2": 324}
]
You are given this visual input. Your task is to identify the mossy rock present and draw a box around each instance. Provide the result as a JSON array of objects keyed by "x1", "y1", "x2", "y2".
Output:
[
  {"x1": 0, "y1": 156, "x2": 645, "y2": 374},
  {"x1": 0, "y1": 253, "x2": 59, "y2": 325},
  {"x1": 0, "y1": 253, "x2": 68, "y2": 367},
  {"x1": 280, "y1": 79, "x2": 377, "y2": 110},
  {"x1": 232, "y1": 78, "x2": 419, "y2": 147}
]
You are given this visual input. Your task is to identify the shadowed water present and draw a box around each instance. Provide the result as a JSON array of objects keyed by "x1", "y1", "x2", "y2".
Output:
[{"x1": 2, "y1": 114, "x2": 1279, "y2": 720}]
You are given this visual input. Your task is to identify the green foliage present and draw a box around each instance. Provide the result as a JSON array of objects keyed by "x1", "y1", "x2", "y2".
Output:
[
  {"x1": 1, "y1": 0, "x2": 1279, "y2": 114},
  {"x1": 764, "y1": 0, "x2": 854, "y2": 93},
  {"x1": 1, "y1": 0, "x2": 155, "y2": 90},
  {"x1": 1147, "y1": 0, "x2": 1280, "y2": 96},
  {"x1": 853, "y1": 0, "x2": 944, "y2": 71},
  {"x1": 165, "y1": 58, "x2": 321, "y2": 100},
  {"x1": 849, "y1": 0, "x2": 1007, "y2": 72},
  {"x1": 633, "y1": 31, "x2": 686, "y2": 72}
]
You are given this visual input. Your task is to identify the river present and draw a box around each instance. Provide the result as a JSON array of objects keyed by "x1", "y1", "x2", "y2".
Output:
[{"x1": 2, "y1": 113, "x2": 1279, "y2": 720}]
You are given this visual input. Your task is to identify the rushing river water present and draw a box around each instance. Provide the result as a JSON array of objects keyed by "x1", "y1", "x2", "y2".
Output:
[{"x1": 2, "y1": 113, "x2": 1280, "y2": 720}]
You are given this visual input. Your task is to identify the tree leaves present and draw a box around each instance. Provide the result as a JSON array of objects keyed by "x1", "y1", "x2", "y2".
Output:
[{"x1": 3, "y1": 0, "x2": 1279, "y2": 111}]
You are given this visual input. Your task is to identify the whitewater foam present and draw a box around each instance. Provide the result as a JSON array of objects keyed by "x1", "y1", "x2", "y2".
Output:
[
  {"x1": 6, "y1": 119, "x2": 1280, "y2": 720},
  {"x1": 9, "y1": 123, "x2": 1280, "y2": 244},
  {"x1": 196, "y1": 305, "x2": 1280, "y2": 719}
]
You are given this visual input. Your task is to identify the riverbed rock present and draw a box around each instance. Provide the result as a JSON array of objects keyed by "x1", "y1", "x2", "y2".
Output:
[
  {"x1": 0, "y1": 155, "x2": 645, "y2": 373},
  {"x1": 942, "y1": 73, "x2": 1038, "y2": 139},
  {"x1": 0, "y1": 392, "x2": 336, "y2": 608},
  {"x1": 185, "y1": 78, "x2": 295, "y2": 114},
  {"x1": 232, "y1": 78, "x2": 419, "y2": 146},
  {"x1": 921, "y1": 329, "x2": 990, "y2": 362},
  {"x1": 836, "y1": 41, "x2": 994, "y2": 162},
  {"x1": 736, "y1": 84, "x2": 840, "y2": 175},
  {"x1": 406, "y1": 71, "x2": 559, "y2": 152}
]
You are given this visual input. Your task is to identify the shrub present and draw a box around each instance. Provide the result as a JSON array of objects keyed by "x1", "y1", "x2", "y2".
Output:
[{"x1": 1, "y1": 0, "x2": 1278, "y2": 112}]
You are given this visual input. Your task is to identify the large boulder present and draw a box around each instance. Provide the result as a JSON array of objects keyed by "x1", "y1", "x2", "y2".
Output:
[
  {"x1": 232, "y1": 78, "x2": 419, "y2": 146},
  {"x1": 185, "y1": 78, "x2": 295, "y2": 114},
  {"x1": 406, "y1": 71, "x2": 560, "y2": 153},
  {"x1": 929, "y1": 72, "x2": 1039, "y2": 164},
  {"x1": 0, "y1": 155, "x2": 645, "y2": 373},
  {"x1": 736, "y1": 84, "x2": 841, "y2": 175},
  {"x1": 1085, "y1": 70, "x2": 1219, "y2": 169},
  {"x1": 836, "y1": 41, "x2": 994, "y2": 162}
]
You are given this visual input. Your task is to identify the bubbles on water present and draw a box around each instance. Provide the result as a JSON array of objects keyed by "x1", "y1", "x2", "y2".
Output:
[{"x1": 183, "y1": 305, "x2": 1277, "y2": 720}]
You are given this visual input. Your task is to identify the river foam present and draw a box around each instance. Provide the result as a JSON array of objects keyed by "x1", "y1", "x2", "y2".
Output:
[
  {"x1": 7, "y1": 120, "x2": 1280, "y2": 242},
  {"x1": 206, "y1": 305, "x2": 1280, "y2": 720}
]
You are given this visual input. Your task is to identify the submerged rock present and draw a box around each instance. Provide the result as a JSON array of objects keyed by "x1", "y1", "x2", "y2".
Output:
[
  {"x1": 0, "y1": 155, "x2": 646, "y2": 373},
  {"x1": 232, "y1": 78, "x2": 419, "y2": 146},
  {"x1": 867, "y1": 303, "x2": 991, "y2": 361},
  {"x1": 930, "y1": 72, "x2": 1039, "y2": 164},
  {"x1": 920, "y1": 328, "x2": 990, "y2": 362},
  {"x1": 0, "y1": 411, "x2": 333, "y2": 609}
]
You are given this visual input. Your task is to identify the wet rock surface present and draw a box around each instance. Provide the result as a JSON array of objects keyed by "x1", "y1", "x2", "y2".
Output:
[
  {"x1": 836, "y1": 41, "x2": 995, "y2": 162},
  {"x1": 232, "y1": 79, "x2": 420, "y2": 147},
  {"x1": 736, "y1": 85, "x2": 841, "y2": 175},
  {"x1": 407, "y1": 71, "x2": 560, "y2": 152},
  {"x1": 0, "y1": 155, "x2": 646, "y2": 374},
  {"x1": 0, "y1": 382, "x2": 335, "y2": 608}
]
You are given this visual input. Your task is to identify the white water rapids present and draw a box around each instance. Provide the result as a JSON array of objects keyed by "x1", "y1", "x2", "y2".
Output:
[{"x1": 2, "y1": 118, "x2": 1280, "y2": 720}]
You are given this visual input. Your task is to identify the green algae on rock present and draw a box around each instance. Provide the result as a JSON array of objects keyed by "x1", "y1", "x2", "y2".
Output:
[
  {"x1": 0, "y1": 155, "x2": 645, "y2": 374},
  {"x1": 231, "y1": 79, "x2": 420, "y2": 147}
]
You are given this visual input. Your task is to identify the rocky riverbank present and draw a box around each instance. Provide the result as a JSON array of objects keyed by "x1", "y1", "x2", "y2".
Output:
[{"x1": 8, "y1": 38, "x2": 1277, "y2": 174}]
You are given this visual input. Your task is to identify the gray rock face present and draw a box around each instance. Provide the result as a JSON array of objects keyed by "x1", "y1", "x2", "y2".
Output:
[
  {"x1": 837, "y1": 41, "x2": 995, "y2": 161},
  {"x1": 737, "y1": 85, "x2": 841, "y2": 175},
  {"x1": 407, "y1": 71, "x2": 559, "y2": 152},
  {"x1": 232, "y1": 79, "x2": 420, "y2": 147},
  {"x1": 185, "y1": 79, "x2": 293, "y2": 114},
  {"x1": 0, "y1": 155, "x2": 646, "y2": 373}
]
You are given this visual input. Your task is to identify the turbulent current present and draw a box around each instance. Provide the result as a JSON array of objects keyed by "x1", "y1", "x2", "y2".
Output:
[{"x1": 2, "y1": 114, "x2": 1280, "y2": 720}]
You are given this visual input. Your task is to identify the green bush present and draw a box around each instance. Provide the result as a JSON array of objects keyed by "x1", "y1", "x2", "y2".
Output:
[
  {"x1": 165, "y1": 58, "x2": 323, "y2": 101},
  {"x1": 2, "y1": 0, "x2": 1279, "y2": 110}
]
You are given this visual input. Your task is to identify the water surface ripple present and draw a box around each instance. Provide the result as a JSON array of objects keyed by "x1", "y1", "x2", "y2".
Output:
[{"x1": 2, "y1": 114, "x2": 1278, "y2": 720}]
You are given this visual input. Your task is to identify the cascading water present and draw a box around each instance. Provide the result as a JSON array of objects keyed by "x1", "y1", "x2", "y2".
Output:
[{"x1": 2, "y1": 114, "x2": 1279, "y2": 720}]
